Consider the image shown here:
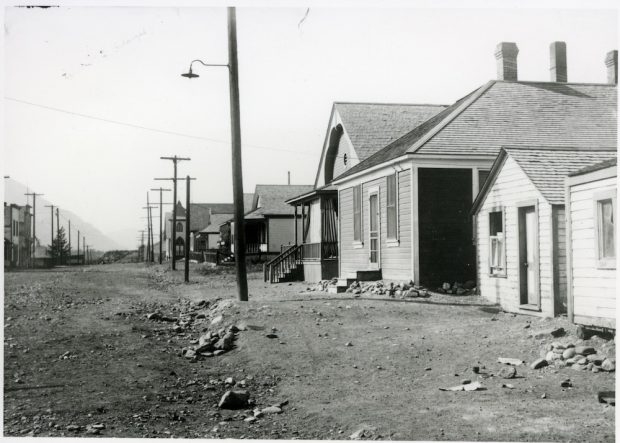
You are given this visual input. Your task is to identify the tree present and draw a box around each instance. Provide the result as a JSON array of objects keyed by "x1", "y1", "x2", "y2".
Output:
[{"x1": 47, "y1": 226, "x2": 71, "y2": 265}]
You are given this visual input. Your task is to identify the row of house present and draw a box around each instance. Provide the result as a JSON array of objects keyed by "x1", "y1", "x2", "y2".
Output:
[
  {"x1": 4, "y1": 202, "x2": 32, "y2": 268},
  {"x1": 258, "y1": 41, "x2": 616, "y2": 331}
]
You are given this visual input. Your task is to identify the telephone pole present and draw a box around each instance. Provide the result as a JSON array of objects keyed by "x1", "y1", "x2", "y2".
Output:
[
  {"x1": 184, "y1": 175, "x2": 194, "y2": 283},
  {"x1": 44, "y1": 204, "x2": 56, "y2": 265},
  {"x1": 68, "y1": 219, "x2": 71, "y2": 265},
  {"x1": 25, "y1": 191, "x2": 43, "y2": 267},
  {"x1": 158, "y1": 156, "x2": 190, "y2": 270},
  {"x1": 56, "y1": 208, "x2": 60, "y2": 265},
  {"x1": 138, "y1": 230, "x2": 146, "y2": 262},
  {"x1": 77, "y1": 229, "x2": 80, "y2": 265},
  {"x1": 83, "y1": 236, "x2": 85, "y2": 265},
  {"x1": 142, "y1": 197, "x2": 156, "y2": 263},
  {"x1": 150, "y1": 187, "x2": 171, "y2": 264}
]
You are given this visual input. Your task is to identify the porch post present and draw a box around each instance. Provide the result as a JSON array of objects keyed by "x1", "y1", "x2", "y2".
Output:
[
  {"x1": 294, "y1": 204, "x2": 298, "y2": 246},
  {"x1": 412, "y1": 165, "x2": 420, "y2": 286},
  {"x1": 301, "y1": 204, "x2": 306, "y2": 244}
]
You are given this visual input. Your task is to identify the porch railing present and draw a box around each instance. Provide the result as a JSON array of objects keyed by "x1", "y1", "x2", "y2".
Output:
[
  {"x1": 263, "y1": 244, "x2": 303, "y2": 283},
  {"x1": 301, "y1": 242, "x2": 338, "y2": 260},
  {"x1": 246, "y1": 243, "x2": 268, "y2": 254}
]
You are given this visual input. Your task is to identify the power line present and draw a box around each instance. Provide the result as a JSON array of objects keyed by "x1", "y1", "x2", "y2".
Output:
[{"x1": 4, "y1": 96, "x2": 321, "y2": 157}]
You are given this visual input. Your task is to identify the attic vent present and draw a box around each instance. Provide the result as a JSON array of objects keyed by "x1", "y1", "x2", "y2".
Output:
[{"x1": 343, "y1": 153, "x2": 348, "y2": 165}]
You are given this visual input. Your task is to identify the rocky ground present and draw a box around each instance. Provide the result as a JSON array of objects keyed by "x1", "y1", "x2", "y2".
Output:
[{"x1": 3, "y1": 263, "x2": 616, "y2": 440}]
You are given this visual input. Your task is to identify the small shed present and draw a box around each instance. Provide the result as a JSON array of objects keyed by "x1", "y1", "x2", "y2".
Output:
[
  {"x1": 472, "y1": 147, "x2": 616, "y2": 317},
  {"x1": 566, "y1": 158, "x2": 617, "y2": 330}
]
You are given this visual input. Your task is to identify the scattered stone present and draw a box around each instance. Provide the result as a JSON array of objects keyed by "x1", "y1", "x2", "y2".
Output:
[
  {"x1": 439, "y1": 381, "x2": 484, "y2": 392},
  {"x1": 574, "y1": 346, "x2": 596, "y2": 356},
  {"x1": 224, "y1": 377, "x2": 235, "y2": 385},
  {"x1": 213, "y1": 350, "x2": 225, "y2": 356},
  {"x1": 349, "y1": 425, "x2": 377, "y2": 440},
  {"x1": 541, "y1": 393, "x2": 547, "y2": 399},
  {"x1": 261, "y1": 406, "x2": 282, "y2": 415},
  {"x1": 184, "y1": 349, "x2": 197, "y2": 360},
  {"x1": 497, "y1": 357, "x2": 524, "y2": 366},
  {"x1": 218, "y1": 390, "x2": 250, "y2": 409},
  {"x1": 211, "y1": 315, "x2": 223, "y2": 326},
  {"x1": 498, "y1": 366, "x2": 517, "y2": 379},
  {"x1": 345, "y1": 342, "x2": 353, "y2": 347},
  {"x1": 66, "y1": 425, "x2": 81, "y2": 432},
  {"x1": 265, "y1": 334, "x2": 278, "y2": 339},
  {"x1": 561, "y1": 379, "x2": 572, "y2": 388},
  {"x1": 244, "y1": 416, "x2": 257, "y2": 423},
  {"x1": 597, "y1": 391, "x2": 615, "y2": 405},
  {"x1": 216, "y1": 332, "x2": 236, "y2": 351},
  {"x1": 501, "y1": 383, "x2": 515, "y2": 389},
  {"x1": 545, "y1": 351, "x2": 561, "y2": 362},
  {"x1": 530, "y1": 358, "x2": 548, "y2": 370},
  {"x1": 601, "y1": 358, "x2": 616, "y2": 372},
  {"x1": 562, "y1": 348, "x2": 576, "y2": 360}
]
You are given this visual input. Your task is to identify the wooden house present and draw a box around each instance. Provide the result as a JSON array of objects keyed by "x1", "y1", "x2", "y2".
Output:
[
  {"x1": 266, "y1": 42, "x2": 617, "y2": 288},
  {"x1": 4, "y1": 202, "x2": 32, "y2": 268},
  {"x1": 566, "y1": 159, "x2": 617, "y2": 330},
  {"x1": 471, "y1": 148, "x2": 616, "y2": 317}
]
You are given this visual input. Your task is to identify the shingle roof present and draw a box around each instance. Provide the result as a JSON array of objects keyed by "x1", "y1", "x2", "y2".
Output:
[
  {"x1": 200, "y1": 213, "x2": 234, "y2": 234},
  {"x1": 247, "y1": 184, "x2": 314, "y2": 216},
  {"x1": 507, "y1": 147, "x2": 617, "y2": 204},
  {"x1": 335, "y1": 81, "x2": 617, "y2": 182},
  {"x1": 569, "y1": 158, "x2": 617, "y2": 177},
  {"x1": 188, "y1": 203, "x2": 234, "y2": 232},
  {"x1": 334, "y1": 102, "x2": 447, "y2": 162}
]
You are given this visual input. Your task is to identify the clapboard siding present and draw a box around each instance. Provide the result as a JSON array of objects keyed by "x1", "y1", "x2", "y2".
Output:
[
  {"x1": 477, "y1": 156, "x2": 557, "y2": 316},
  {"x1": 568, "y1": 175, "x2": 616, "y2": 328},
  {"x1": 339, "y1": 170, "x2": 413, "y2": 279},
  {"x1": 333, "y1": 135, "x2": 355, "y2": 179}
]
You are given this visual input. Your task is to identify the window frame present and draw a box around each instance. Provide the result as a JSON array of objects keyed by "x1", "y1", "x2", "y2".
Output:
[
  {"x1": 352, "y1": 184, "x2": 363, "y2": 247},
  {"x1": 594, "y1": 189, "x2": 616, "y2": 269},
  {"x1": 176, "y1": 222, "x2": 183, "y2": 233},
  {"x1": 386, "y1": 172, "x2": 400, "y2": 246},
  {"x1": 488, "y1": 207, "x2": 507, "y2": 277}
]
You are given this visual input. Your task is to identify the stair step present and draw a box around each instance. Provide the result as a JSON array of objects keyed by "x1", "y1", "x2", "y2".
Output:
[
  {"x1": 336, "y1": 277, "x2": 356, "y2": 287},
  {"x1": 327, "y1": 285, "x2": 347, "y2": 294}
]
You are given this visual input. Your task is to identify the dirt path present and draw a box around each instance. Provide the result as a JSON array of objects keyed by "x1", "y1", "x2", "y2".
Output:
[{"x1": 4, "y1": 263, "x2": 615, "y2": 440}]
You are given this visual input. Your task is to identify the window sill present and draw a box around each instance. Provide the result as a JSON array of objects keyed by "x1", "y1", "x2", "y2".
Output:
[
  {"x1": 488, "y1": 271, "x2": 507, "y2": 279},
  {"x1": 386, "y1": 239, "x2": 400, "y2": 247},
  {"x1": 519, "y1": 304, "x2": 541, "y2": 312},
  {"x1": 352, "y1": 241, "x2": 364, "y2": 249},
  {"x1": 597, "y1": 260, "x2": 616, "y2": 270}
]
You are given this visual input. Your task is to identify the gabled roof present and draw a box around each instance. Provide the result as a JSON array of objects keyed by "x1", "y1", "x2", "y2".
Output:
[
  {"x1": 472, "y1": 146, "x2": 618, "y2": 214},
  {"x1": 200, "y1": 213, "x2": 234, "y2": 234},
  {"x1": 189, "y1": 203, "x2": 234, "y2": 232},
  {"x1": 569, "y1": 158, "x2": 617, "y2": 177},
  {"x1": 334, "y1": 102, "x2": 448, "y2": 162},
  {"x1": 246, "y1": 184, "x2": 314, "y2": 217},
  {"x1": 335, "y1": 80, "x2": 617, "y2": 182}
]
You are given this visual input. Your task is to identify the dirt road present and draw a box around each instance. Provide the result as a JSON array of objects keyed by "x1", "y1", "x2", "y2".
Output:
[{"x1": 4, "y1": 263, "x2": 615, "y2": 440}]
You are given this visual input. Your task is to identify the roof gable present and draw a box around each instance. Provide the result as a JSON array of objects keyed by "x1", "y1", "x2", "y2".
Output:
[{"x1": 249, "y1": 184, "x2": 314, "y2": 216}]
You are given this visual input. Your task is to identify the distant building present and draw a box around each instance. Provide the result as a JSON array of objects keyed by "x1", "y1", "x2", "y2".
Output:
[{"x1": 4, "y1": 202, "x2": 32, "y2": 268}]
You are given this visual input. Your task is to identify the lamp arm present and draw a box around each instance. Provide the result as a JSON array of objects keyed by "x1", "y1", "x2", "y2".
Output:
[{"x1": 191, "y1": 59, "x2": 229, "y2": 69}]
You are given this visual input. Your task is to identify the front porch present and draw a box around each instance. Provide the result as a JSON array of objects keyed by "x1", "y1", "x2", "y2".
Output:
[{"x1": 264, "y1": 186, "x2": 339, "y2": 283}]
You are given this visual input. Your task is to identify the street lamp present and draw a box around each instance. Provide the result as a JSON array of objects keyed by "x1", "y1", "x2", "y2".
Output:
[{"x1": 181, "y1": 7, "x2": 248, "y2": 302}]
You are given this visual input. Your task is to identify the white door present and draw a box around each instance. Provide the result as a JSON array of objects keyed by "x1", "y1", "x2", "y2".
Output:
[
  {"x1": 519, "y1": 206, "x2": 539, "y2": 307},
  {"x1": 369, "y1": 192, "x2": 380, "y2": 268}
]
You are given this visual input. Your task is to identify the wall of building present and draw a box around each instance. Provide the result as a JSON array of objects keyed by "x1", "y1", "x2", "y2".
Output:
[
  {"x1": 268, "y1": 217, "x2": 296, "y2": 252},
  {"x1": 476, "y1": 156, "x2": 555, "y2": 316},
  {"x1": 568, "y1": 174, "x2": 616, "y2": 328},
  {"x1": 338, "y1": 169, "x2": 412, "y2": 280},
  {"x1": 553, "y1": 206, "x2": 568, "y2": 314}
]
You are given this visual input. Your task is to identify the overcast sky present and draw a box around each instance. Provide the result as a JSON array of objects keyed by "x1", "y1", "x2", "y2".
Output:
[{"x1": 2, "y1": 1, "x2": 617, "y2": 249}]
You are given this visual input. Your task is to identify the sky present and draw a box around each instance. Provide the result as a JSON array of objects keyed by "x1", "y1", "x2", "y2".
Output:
[{"x1": 2, "y1": 1, "x2": 618, "y2": 249}]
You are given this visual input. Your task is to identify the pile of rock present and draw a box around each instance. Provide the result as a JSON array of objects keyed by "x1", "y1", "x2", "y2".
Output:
[
  {"x1": 345, "y1": 280, "x2": 430, "y2": 298},
  {"x1": 182, "y1": 324, "x2": 243, "y2": 360},
  {"x1": 307, "y1": 279, "x2": 338, "y2": 292},
  {"x1": 531, "y1": 341, "x2": 616, "y2": 373},
  {"x1": 435, "y1": 281, "x2": 476, "y2": 295}
]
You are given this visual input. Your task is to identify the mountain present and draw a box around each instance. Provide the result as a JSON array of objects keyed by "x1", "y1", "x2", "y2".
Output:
[{"x1": 4, "y1": 178, "x2": 123, "y2": 252}]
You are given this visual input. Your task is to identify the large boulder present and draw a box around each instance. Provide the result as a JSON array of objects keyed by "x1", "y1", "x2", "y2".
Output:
[{"x1": 218, "y1": 390, "x2": 249, "y2": 409}]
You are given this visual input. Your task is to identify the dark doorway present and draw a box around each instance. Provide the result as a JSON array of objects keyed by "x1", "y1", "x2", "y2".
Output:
[{"x1": 418, "y1": 168, "x2": 474, "y2": 287}]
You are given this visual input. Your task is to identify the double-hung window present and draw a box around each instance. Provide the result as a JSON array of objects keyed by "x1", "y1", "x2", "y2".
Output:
[
  {"x1": 353, "y1": 185, "x2": 362, "y2": 243},
  {"x1": 386, "y1": 174, "x2": 398, "y2": 241},
  {"x1": 489, "y1": 210, "x2": 505, "y2": 276},
  {"x1": 595, "y1": 191, "x2": 616, "y2": 269}
]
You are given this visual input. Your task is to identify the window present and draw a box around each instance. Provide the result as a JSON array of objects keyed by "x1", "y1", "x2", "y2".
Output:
[
  {"x1": 596, "y1": 195, "x2": 616, "y2": 268},
  {"x1": 489, "y1": 210, "x2": 505, "y2": 276},
  {"x1": 176, "y1": 222, "x2": 183, "y2": 232},
  {"x1": 353, "y1": 185, "x2": 362, "y2": 242},
  {"x1": 386, "y1": 173, "x2": 398, "y2": 240}
]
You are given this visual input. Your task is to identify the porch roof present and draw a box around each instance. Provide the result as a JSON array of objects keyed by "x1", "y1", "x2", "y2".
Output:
[{"x1": 285, "y1": 184, "x2": 337, "y2": 205}]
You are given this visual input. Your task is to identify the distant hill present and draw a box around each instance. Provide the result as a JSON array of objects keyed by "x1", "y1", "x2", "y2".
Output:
[{"x1": 4, "y1": 178, "x2": 123, "y2": 252}]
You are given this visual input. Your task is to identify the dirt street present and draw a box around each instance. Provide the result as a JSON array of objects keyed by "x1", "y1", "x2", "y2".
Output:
[{"x1": 3, "y1": 263, "x2": 615, "y2": 440}]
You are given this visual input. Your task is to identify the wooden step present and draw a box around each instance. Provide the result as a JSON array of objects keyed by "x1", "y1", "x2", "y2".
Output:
[{"x1": 327, "y1": 285, "x2": 347, "y2": 294}]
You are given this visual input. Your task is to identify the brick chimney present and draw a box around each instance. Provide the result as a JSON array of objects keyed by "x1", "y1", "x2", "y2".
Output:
[
  {"x1": 495, "y1": 42, "x2": 519, "y2": 81},
  {"x1": 549, "y1": 41, "x2": 567, "y2": 82},
  {"x1": 605, "y1": 50, "x2": 618, "y2": 84}
]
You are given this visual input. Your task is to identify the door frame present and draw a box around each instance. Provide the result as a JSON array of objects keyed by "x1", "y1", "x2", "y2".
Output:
[
  {"x1": 517, "y1": 199, "x2": 540, "y2": 311},
  {"x1": 367, "y1": 186, "x2": 381, "y2": 269}
]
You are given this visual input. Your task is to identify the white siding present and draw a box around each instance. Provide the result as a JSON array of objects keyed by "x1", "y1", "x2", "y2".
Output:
[
  {"x1": 308, "y1": 200, "x2": 321, "y2": 243},
  {"x1": 568, "y1": 176, "x2": 616, "y2": 327},
  {"x1": 339, "y1": 170, "x2": 412, "y2": 280},
  {"x1": 476, "y1": 156, "x2": 556, "y2": 316}
]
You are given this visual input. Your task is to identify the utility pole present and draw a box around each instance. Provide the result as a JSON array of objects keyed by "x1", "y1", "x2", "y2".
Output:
[
  {"x1": 159, "y1": 156, "x2": 190, "y2": 270},
  {"x1": 68, "y1": 219, "x2": 71, "y2": 265},
  {"x1": 151, "y1": 187, "x2": 171, "y2": 264},
  {"x1": 228, "y1": 7, "x2": 249, "y2": 301},
  {"x1": 56, "y1": 208, "x2": 60, "y2": 265},
  {"x1": 143, "y1": 198, "x2": 156, "y2": 264},
  {"x1": 44, "y1": 204, "x2": 56, "y2": 265},
  {"x1": 185, "y1": 175, "x2": 192, "y2": 283},
  {"x1": 138, "y1": 230, "x2": 146, "y2": 262},
  {"x1": 25, "y1": 191, "x2": 43, "y2": 268},
  {"x1": 83, "y1": 236, "x2": 85, "y2": 265},
  {"x1": 77, "y1": 230, "x2": 80, "y2": 265}
]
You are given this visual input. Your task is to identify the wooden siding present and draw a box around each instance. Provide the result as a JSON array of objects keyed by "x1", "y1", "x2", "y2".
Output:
[
  {"x1": 476, "y1": 156, "x2": 556, "y2": 316},
  {"x1": 568, "y1": 176, "x2": 616, "y2": 327},
  {"x1": 332, "y1": 135, "x2": 354, "y2": 179},
  {"x1": 552, "y1": 206, "x2": 567, "y2": 314},
  {"x1": 339, "y1": 169, "x2": 412, "y2": 280},
  {"x1": 268, "y1": 217, "x2": 296, "y2": 252}
]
